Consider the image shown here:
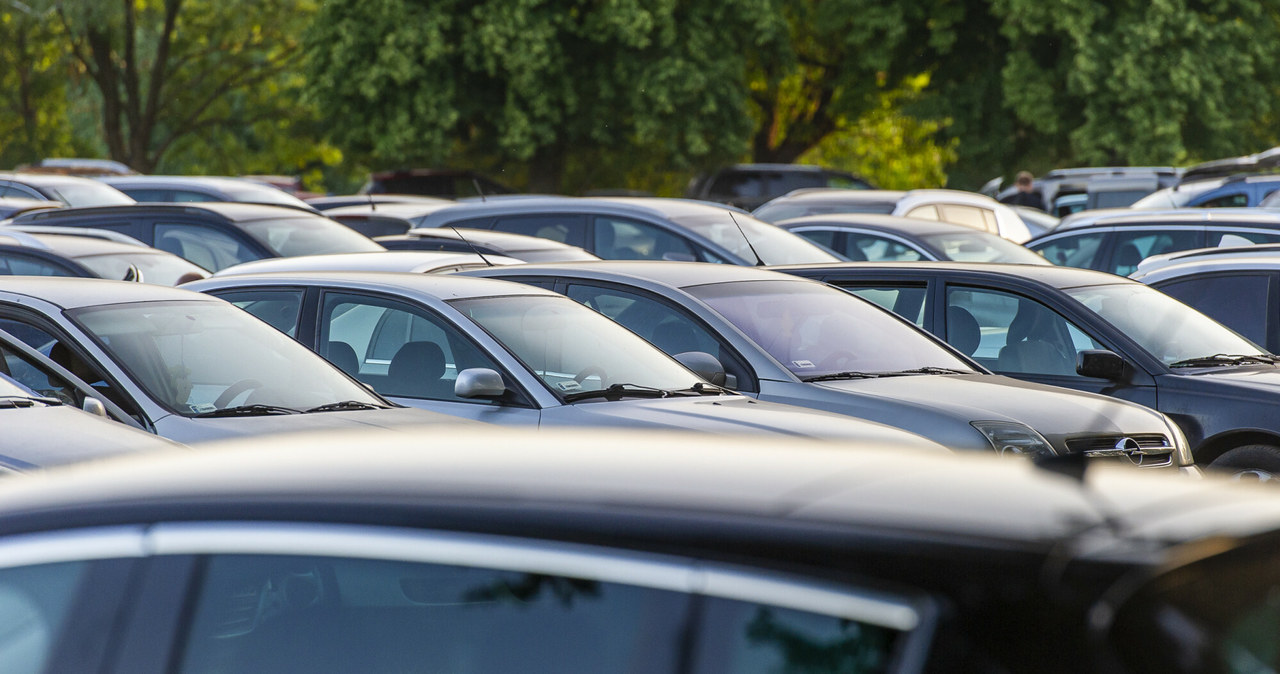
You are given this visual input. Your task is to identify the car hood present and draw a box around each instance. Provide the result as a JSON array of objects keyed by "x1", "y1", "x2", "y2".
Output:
[
  {"x1": 542, "y1": 395, "x2": 947, "y2": 450},
  {"x1": 809, "y1": 374, "x2": 1172, "y2": 448},
  {"x1": 155, "y1": 405, "x2": 479, "y2": 444},
  {"x1": 1, "y1": 405, "x2": 184, "y2": 470},
  {"x1": 1167, "y1": 365, "x2": 1280, "y2": 397}
]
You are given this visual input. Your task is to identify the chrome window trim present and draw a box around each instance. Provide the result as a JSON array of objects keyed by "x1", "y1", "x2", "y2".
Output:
[
  {"x1": 788, "y1": 225, "x2": 938, "y2": 261},
  {"x1": 145, "y1": 521, "x2": 924, "y2": 631},
  {"x1": 0, "y1": 526, "x2": 147, "y2": 567}
]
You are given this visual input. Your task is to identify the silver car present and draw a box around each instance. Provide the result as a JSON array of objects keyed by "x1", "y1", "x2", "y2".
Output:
[
  {"x1": 185, "y1": 271, "x2": 948, "y2": 446},
  {"x1": 0, "y1": 277, "x2": 470, "y2": 444},
  {"x1": 465, "y1": 261, "x2": 1194, "y2": 469}
]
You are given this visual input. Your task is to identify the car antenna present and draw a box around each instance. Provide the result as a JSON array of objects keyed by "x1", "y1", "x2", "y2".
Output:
[
  {"x1": 727, "y1": 211, "x2": 765, "y2": 266},
  {"x1": 367, "y1": 192, "x2": 376, "y2": 212},
  {"x1": 472, "y1": 177, "x2": 487, "y2": 203},
  {"x1": 450, "y1": 226, "x2": 495, "y2": 267}
]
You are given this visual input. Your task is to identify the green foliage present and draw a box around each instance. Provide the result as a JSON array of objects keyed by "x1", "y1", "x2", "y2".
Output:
[
  {"x1": 305, "y1": 0, "x2": 786, "y2": 192},
  {"x1": 0, "y1": 8, "x2": 78, "y2": 167}
]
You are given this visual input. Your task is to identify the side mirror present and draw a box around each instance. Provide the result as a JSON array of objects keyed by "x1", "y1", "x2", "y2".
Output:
[
  {"x1": 121, "y1": 264, "x2": 143, "y2": 283},
  {"x1": 673, "y1": 351, "x2": 726, "y2": 386},
  {"x1": 1077, "y1": 349, "x2": 1127, "y2": 381},
  {"x1": 455, "y1": 368, "x2": 506, "y2": 399},
  {"x1": 661, "y1": 252, "x2": 697, "y2": 262},
  {"x1": 81, "y1": 397, "x2": 109, "y2": 418}
]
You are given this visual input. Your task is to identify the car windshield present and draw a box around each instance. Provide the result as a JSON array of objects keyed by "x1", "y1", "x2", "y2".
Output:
[
  {"x1": 0, "y1": 372, "x2": 39, "y2": 399},
  {"x1": 754, "y1": 200, "x2": 897, "y2": 223},
  {"x1": 226, "y1": 186, "x2": 313, "y2": 210},
  {"x1": 920, "y1": 231, "x2": 1049, "y2": 264},
  {"x1": 686, "y1": 279, "x2": 976, "y2": 379},
  {"x1": 1064, "y1": 283, "x2": 1267, "y2": 365},
  {"x1": 451, "y1": 295, "x2": 702, "y2": 397},
  {"x1": 73, "y1": 251, "x2": 208, "y2": 285},
  {"x1": 671, "y1": 213, "x2": 841, "y2": 265},
  {"x1": 41, "y1": 182, "x2": 135, "y2": 208},
  {"x1": 70, "y1": 299, "x2": 381, "y2": 415},
  {"x1": 238, "y1": 216, "x2": 386, "y2": 257}
]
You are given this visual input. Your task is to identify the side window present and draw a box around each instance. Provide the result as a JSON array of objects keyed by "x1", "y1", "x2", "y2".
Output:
[
  {"x1": 565, "y1": 284, "x2": 753, "y2": 391},
  {"x1": 946, "y1": 286, "x2": 1102, "y2": 376},
  {"x1": 844, "y1": 234, "x2": 924, "y2": 262},
  {"x1": 430, "y1": 216, "x2": 495, "y2": 230},
  {"x1": 1031, "y1": 232, "x2": 1106, "y2": 269},
  {"x1": 209, "y1": 289, "x2": 304, "y2": 339},
  {"x1": 123, "y1": 189, "x2": 171, "y2": 202},
  {"x1": 708, "y1": 172, "x2": 763, "y2": 199},
  {"x1": 175, "y1": 553, "x2": 907, "y2": 674},
  {"x1": 319, "y1": 293, "x2": 507, "y2": 403},
  {"x1": 936, "y1": 204, "x2": 991, "y2": 232},
  {"x1": 0, "y1": 318, "x2": 131, "y2": 410},
  {"x1": 836, "y1": 284, "x2": 928, "y2": 326},
  {"x1": 1196, "y1": 192, "x2": 1249, "y2": 208},
  {"x1": 154, "y1": 223, "x2": 259, "y2": 272},
  {"x1": 171, "y1": 190, "x2": 220, "y2": 203},
  {"x1": 592, "y1": 216, "x2": 696, "y2": 261},
  {"x1": 0, "y1": 252, "x2": 77, "y2": 277},
  {"x1": 491, "y1": 214, "x2": 587, "y2": 248},
  {"x1": 0, "y1": 560, "x2": 93, "y2": 674},
  {"x1": 792, "y1": 229, "x2": 836, "y2": 250},
  {"x1": 1158, "y1": 274, "x2": 1271, "y2": 347},
  {"x1": 905, "y1": 205, "x2": 938, "y2": 221},
  {"x1": 1108, "y1": 229, "x2": 1202, "y2": 276},
  {"x1": 1207, "y1": 230, "x2": 1280, "y2": 246}
]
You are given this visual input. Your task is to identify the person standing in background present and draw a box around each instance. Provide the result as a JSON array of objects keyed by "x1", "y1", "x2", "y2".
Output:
[{"x1": 1001, "y1": 171, "x2": 1046, "y2": 211}]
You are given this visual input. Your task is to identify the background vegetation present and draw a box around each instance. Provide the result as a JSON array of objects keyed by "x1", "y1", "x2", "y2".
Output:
[{"x1": 2, "y1": 0, "x2": 1278, "y2": 194}]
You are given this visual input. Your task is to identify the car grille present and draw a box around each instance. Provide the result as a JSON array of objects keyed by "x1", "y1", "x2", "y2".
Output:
[{"x1": 1066, "y1": 434, "x2": 1174, "y2": 468}]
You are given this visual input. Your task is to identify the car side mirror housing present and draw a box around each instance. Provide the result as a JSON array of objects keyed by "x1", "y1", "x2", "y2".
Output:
[
  {"x1": 673, "y1": 351, "x2": 726, "y2": 386},
  {"x1": 455, "y1": 368, "x2": 506, "y2": 399},
  {"x1": 661, "y1": 252, "x2": 697, "y2": 262},
  {"x1": 1077, "y1": 349, "x2": 1127, "y2": 381},
  {"x1": 81, "y1": 397, "x2": 109, "y2": 418}
]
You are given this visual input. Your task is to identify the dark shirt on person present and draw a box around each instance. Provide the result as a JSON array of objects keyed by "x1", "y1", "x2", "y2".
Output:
[{"x1": 1001, "y1": 190, "x2": 1046, "y2": 211}]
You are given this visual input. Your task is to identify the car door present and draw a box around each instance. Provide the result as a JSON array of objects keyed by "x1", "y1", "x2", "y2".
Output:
[
  {"x1": 314, "y1": 290, "x2": 539, "y2": 423},
  {"x1": 559, "y1": 281, "x2": 757, "y2": 392},
  {"x1": 489, "y1": 214, "x2": 588, "y2": 248},
  {"x1": 590, "y1": 215, "x2": 700, "y2": 262},
  {"x1": 150, "y1": 220, "x2": 269, "y2": 272}
]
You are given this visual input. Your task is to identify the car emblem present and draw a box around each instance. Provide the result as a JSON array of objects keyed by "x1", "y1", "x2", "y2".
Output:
[{"x1": 1115, "y1": 437, "x2": 1144, "y2": 465}]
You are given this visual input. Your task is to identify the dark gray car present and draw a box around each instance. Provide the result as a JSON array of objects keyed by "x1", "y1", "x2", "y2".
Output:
[{"x1": 465, "y1": 262, "x2": 1192, "y2": 469}]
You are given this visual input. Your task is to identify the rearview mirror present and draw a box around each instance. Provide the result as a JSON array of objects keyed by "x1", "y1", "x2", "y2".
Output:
[
  {"x1": 1077, "y1": 349, "x2": 1127, "y2": 381},
  {"x1": 455, "y1": 368, "x2": 506, "y2": 398},
  {"x1": 673, "y1": 351, "x2": 726, "y2": 386}
]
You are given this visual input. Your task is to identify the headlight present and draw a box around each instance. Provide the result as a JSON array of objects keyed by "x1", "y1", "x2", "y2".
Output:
[{"x1": 971, "y1": 421, "x2": 1056, "y2": 457}]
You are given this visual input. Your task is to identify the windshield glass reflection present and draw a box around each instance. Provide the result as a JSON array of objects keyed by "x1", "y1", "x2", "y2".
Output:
[
  {"x1": 452, "y1": 295, "x2": 701, "y2": 397},
  {"x1": 673, "y1": 213, "x2": 840, "y2": 265},
  {"x1": 239, "y1": 216, "x2": 386, "y2": 257},
  {"x1": 71, "y1": 300, "x2": 380, "y2": 415},
  {"x1": 687, "y1": 279, "x2": 975, "y2": 378},
  {"x1": 1065, "y1": 283, "x2": 1266, "y2": 365}
]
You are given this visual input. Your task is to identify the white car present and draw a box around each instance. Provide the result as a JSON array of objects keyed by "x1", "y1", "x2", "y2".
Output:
[{"x1": 754, "y1": 188, "x2": 1031, "y2": 242}]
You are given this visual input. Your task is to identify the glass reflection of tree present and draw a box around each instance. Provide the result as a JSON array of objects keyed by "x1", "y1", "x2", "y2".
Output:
[
  {"x1": 464, "y1": 573, "x2": 601, "y2": 608},
  {"x1": 745, "y1": 607, "x2": 894, "y2": 674}
]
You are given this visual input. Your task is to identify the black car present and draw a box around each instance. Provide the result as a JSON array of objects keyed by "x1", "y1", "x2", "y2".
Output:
[
  {"x1": 0, "y1": 424, "x2": 1276, "y2": 674},
  {"x1": 1027, "y1": 209, "x2": 1280, "y2": 276},
  {"x1": 7, "y1": 203, "x2": 385, "y2": 272},
  {"x1": 686, "y1": 163, "x2": 873, "y2": 210},
  {"x1": 777, "y1": 261, "x2": 1280, "y2": 477}
]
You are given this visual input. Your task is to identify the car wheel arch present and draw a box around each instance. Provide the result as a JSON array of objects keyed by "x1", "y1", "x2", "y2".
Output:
[{"x1": 1194, "y1": 429, "x2": 1280, "y2": 466}]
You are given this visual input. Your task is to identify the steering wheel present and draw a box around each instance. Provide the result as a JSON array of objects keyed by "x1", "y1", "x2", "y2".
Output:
[
  {"x1": 214, "y1": 378, "x2": 263, "y2": 408},
  {"x1": 573, "y1": 366, "x2": 607, "y2": 386}
]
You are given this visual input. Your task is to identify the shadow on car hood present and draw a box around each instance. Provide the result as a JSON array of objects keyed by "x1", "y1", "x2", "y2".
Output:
[{"x1": 156, "y1": 405, "x2": 479, "y2": 445}]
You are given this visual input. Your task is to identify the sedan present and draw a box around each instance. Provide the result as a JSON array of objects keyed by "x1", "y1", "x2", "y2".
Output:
[
  {"x1": 777, "y1": 261, "x2": 1280, "y2": 477},
  {"x1": 465, "y1": 262, "x2": 1191, "y2": 468},
  {"x1": 376, "y1": 227, "x2": 600, "y2": 262},
  {"x1": 185, "y1": 271, "x2": 948, "y2": 445},
  {"x1": 0, "y1": 277, "x2": 468, "y2": 444},
  {"x1": 774, "y1": 213, "x2": 1050, "y2": 264},
  {"x1": 209, "y1": 251, "x2": 521, "y2": 277},
  {"x1": 0, "y1": 229, "x2": 208, "y2": 284},
  {"x1": 0, "y1": 425, "x2": 1270, "y2": 673}
]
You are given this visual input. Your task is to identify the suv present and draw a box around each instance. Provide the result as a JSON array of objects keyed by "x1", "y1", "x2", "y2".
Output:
[
  {"x1": 6, "y1": 203, "x2": 384, "y2": 272},
  {"x1": 686, "y1": 164, "x2": 873, "y2": 210},
  {"x1": 1133, "y1": 173, "x2": 1280, "y2": 209}
]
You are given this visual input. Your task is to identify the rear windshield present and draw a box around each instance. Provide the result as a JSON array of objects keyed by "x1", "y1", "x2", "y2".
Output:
[{"x1": 238, "y1": 216, "x2": 386, "y2": 257}]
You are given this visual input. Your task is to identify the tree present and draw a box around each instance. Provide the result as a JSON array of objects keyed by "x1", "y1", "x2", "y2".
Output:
[
  {"x1": 41, "y1": 0, "x2": 322, "y2": 174},
  {"x1": 0, "y1": 4, "x2": 79, "y2": 167},
  {"x1": 304, "y1": 0, "x2": 789, "y2": 193}
]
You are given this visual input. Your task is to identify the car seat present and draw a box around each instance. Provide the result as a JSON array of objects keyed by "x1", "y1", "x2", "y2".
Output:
[
  {"x1": 1111, "y1": 241, "x2": 1144, "y2": 274},
  {"x1": 324, "y1": 341, "x2": 360, "y2": 377},
  {"x1": 385, "y1": 341, "x2": 446, "y2": 399},
  {"x1": 996, "y1": 302, "x2": 1074, "y2": 375},
  {"x1": 945, "y1": 306, "x2": 982, "y2": 357}
]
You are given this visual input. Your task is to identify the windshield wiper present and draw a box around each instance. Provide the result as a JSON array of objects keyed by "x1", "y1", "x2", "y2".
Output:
[
  {"x1": 887, "y1": 367, "x2": 973, "y2": 376},
  {"x1": 563, "y1": 383, "x2": 683, "y2": 403},
  {"x1": 1168, "y1": 353, "x2": 1280, "y2": 368},
  {"x1": 306, "y1": 400, "x2": 389, "y2": 413},
  {"x1": 0, "y1": 394, "x2": 60, "y2": 408},
  {"x1": 800, "y1": 371, "x2": 885, "y2": 382},
  {"x1": 193, "y1": 404, "x2": 302, "y2": 418}
]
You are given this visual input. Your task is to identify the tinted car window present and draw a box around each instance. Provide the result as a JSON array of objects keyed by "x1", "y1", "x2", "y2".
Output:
[
  {"x1": 1207, "y1": 230, "x2": 1280, "y2": 246},
  {"x1": 592, "y1": 216, "x2": 697, "y2": 261},
  {"x1": 154, "y1": 223, "x2": 260, "y2": 272},
  {"x1": 1157, "y1": 274, "x2": 1271, "y2": 348},
  {"x1": 0, "y1": 252, "x2": 76, "y2": 277},
  {"x1": 946, "y1": 287, "x2": 1101, "y2": 375},
  {"x1": 237, "y1": 217, "x2": 385, "y2": 258},
  {"x1": 214, "y1": 289, "x2": 305, "y2": 338},
  {"x1": 1031, "y1": 232, "x2": 1106, "y2": 268},
  {"x1": 0, "y1": 561, "x2": 92, "y2": 674},
  {"x1": 844, "y1": 234, "x2": 924, "y2": 262},
  {"x1": 1109, "y1": 230, "x2": 1202, "y2": 275},
  {"x1": 841, "y1": 285, "x2": 928, "y2": 325},
  {"x1": 1197, "y1": 192, "x2": 1249, "y2": 208},
  {"x1": 491, "y1": 214, "x2": 587, "y2": 248},
  {"x1": 170, "y1": 190, "x2": 220, "y2": 203}
]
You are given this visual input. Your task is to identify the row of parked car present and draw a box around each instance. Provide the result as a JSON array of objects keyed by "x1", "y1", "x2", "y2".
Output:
[{"x1": 5, "y1": 165, "x2": 1280, "y2": 672}]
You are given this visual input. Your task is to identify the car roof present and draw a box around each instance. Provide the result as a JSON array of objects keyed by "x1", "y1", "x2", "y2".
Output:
[
  {"x1": 762, "y1": 189, "x2": 908, "y2": 204},
  {"x1": 0, "y1": 275, "x2": 217, "y2": 309},
  {"x1": 187, "y1": 269, "x2": 561, "y2": 301},
  {"x1": 775, "y1": 260, "x2": 1135, "y2": 290},
  {"x1": 474, "y1": 259, "x2": 807, "y2": 289},
  {"x1": 323, "y1": 202, "x2": 456, "y2": 219},
  {"x1": 209, "y1": 251, "x2": 523, "y2": 275},
  {"x1": 776, "y1": 213, "x2": 979, "y2": 236},
  {"x1": 26, "y1": 233, "x2": 164, "y2": 257},
  {"x1": 14, "y1": 201, "x2": 325, "y2": 223},
  {"x1": 402, "y1": 227, "x2": 586, "y2": 251},
  {"x1": 1133, "y1": 253, "x2": 1280, "y2": 284},
  {"x1": 0, "y1": 171, "x2": 112, "y2": 187},
  {"x1": 101, "y1": 175, "x2": 265, "y2": 190},
  {"x1": 0, "y1": 426, "x2": 1273, "y2": 552},
  {"x1": 422, "y1": 196, "x2": 744, "y2": 222},
  {"x1": 1049, "y1": 208, "x2": 1280, "y2": 233}
]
